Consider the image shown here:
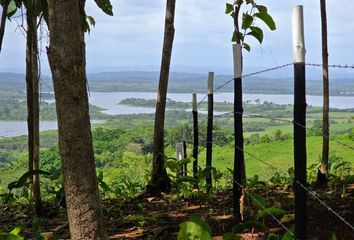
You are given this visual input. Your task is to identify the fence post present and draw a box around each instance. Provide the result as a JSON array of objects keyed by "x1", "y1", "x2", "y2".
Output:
[
  {"x1": 182, "y1": 126, "x2": 187, "y2": 176},
  {"x1": 192, "y1": 93, "x2": 199, "y2": 184},
  {"x1": 176, "y1": 143, "x2": 184, "y2": 177},
  {"x1": 233, "y1": 43, "x2": 245, "y2": 223},
  {"x1": 206, "y1": 72, "x2": 214, "y2": 191},
  {"x1": 292, "y1": 5, "x2": 307, "y2": 240}
]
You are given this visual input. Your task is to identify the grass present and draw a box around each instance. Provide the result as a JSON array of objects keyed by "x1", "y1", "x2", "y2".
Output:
[{"x1": 195, "y1": 134, "x2": 354, "y2": 180}]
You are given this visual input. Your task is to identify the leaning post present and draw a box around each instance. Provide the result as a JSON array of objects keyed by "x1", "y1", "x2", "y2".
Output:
[
  {"x1": 292, "y1": 5, "x2": 307, "y2": 240},
  {"x1": 206, "y1": 72, "x2": 214, "y2": 191}
]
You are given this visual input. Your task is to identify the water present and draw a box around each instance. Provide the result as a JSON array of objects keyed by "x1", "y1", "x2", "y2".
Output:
[
  {"x1": 1, "y1": 92, "x2": 353, "y2": 137},
  {"x1": 0, "y1": 120, "x2": 104, "y2": 137},
  {"x1": 89, "y1": 92, "x2": 354, "y2": 111}
]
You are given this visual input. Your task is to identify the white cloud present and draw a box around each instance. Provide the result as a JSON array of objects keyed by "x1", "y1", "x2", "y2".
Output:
[{"x1": 1, "y1": 0, "x2": 354, "y2": 73}]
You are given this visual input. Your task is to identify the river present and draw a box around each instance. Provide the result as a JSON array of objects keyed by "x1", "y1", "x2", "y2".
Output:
[{"x1": 1, "y1": 92, "x2": 354, "y2": 137}]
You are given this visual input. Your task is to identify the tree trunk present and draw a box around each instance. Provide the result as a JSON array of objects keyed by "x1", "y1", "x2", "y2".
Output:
[
  {"x1": 26, "y1": 0, "x2": 42, "y2": 216},
  {"x1": 0, "y1": 1, "x2": 8, "y2": 53},
  {"x1": 147, "y1": 0, "x2": 176, "y2": 194},
  {"x1": 317, "y1": 0, "x2": 329, "y2": 185},
  {"x1": 46, "y1": 0, "x2": 106, "y2": 239}
]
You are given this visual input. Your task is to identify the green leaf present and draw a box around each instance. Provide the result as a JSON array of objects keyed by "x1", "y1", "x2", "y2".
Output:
[
  {"x1": 254, "y1": 12, "x2": 276, "y2": 31},
  {"x1": 36, "y1": 0, "x2": 49, "y2": 23},
  {"x1": 165, "y1": 159, "x2": 179, "y2": 172},
  {"x1": 243, "y1": 43, "x2": 251, "y2": 52},
  {"x1": 241, "y1": 13, "x2": 253, "y2": 30},
  {"x1": 281, "y1": 225, "x2": 295, "y2": 240},
  {"x1": 86, "y1": 15, "x2": 96, "y2": 27},
  {"x1": 331, "y1": 233, "x2": 337, "y2": 240},
  {"x1": 231, "y1": 31, "x2": 244, "y2": 43},
  {"x1": 255, "y1": 5, "x2": 268, "y2": 13},
  {"x1": 177, "y1": 176, "x2": 197, "y2": 184},
  {"x1": 198, "y1": 166, "x2": 213, "y2": 180},
  {"x1": 257, "y1": 207, "x2": 287, "y2": 218},
  {"x1": 0, "y1": 227, "x2": 24, "y2": 240},
  {"x1": 223, "y1": 232, "x2": 241, "y2": 240},
  {"x1": 7, "y1": 0, "x2": 17, "y2": 18},
  {"x1": 94, "y1": 0, "x2": 113, "y2": 16},
  {"x1": 178, "y1": 216, "x2": 212, "y2": 240},
  {"x1": 9, "y1": 227, "x2": 21, "y2": 236},
  {"x1": 8, "y1": 170, "x2": 51, "y2": 191},
  {"x1": 249, "y1": 192, "x2": 267, "y2": 209},
  {"x1": 225, "y1": 3, "x2": 234, "y2": 14},
  {"x1": 247, "y1": 26, "x2": 263, "y2": 44},
  {"x1": 97, "y1": 171, "x2": 103, "y2": 181},
  {"x1": 233, "y1": 220, "x2": 268, "y2": 233},
  {"x1": 267, "y1": 233, "x2": 278, "y2": 240}
]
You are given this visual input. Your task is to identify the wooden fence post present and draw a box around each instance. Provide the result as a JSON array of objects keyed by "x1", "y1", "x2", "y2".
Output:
[
  {"x1": 176, "y1": 143, "x2": 184, "y2": 177},
  {"x1": 192, "y1": 93, "x2": 199, "y2": 184},
  {"x1": 206, "y1": 72, "x2": 214, "y2": 191},
  {"x1": 182, "y1": 127, "x2": 187, "y2": 176},
  {"x1": 233, "y1": 43, "x2": 245, "y2": 222},
  {"x1": 293, "y1": 5, "x2": 307, "y2": 240}
]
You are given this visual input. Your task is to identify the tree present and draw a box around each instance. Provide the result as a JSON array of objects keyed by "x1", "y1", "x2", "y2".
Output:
[
  {"x1": 317, "y1": 0, "x2": 329, "y2": 185},
  {"x1": 147, "y1": 0, "x2": 176, "y2": 194},
  {"x1": 0, "y1": 0, "x2": 9, "y2": 53},
  {"x1": 46, "y1": 0, "x2": 108, "y2": 238},
  {"x1": 225, "y1": 0, "x2": 276, "y2": 222},
  {"x1": 25, "y1": 0, "x2": 42, "y2": 216},
  {"x1": 5, "y1": 0, "x2": 44, "y2": 216}
]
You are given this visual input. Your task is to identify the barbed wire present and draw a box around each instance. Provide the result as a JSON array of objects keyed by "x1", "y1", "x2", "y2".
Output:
[
  {"x1": 225, "y1": 141, "x2": 354, "y2": 234},
  {"x1": 306, "y1": 63, "x2": 354, "y2": 69},
  {"x1": 197, "y1": 63, "x2": 293, "y2": 107},
  {"x1": 295, "y1": 180, "x2": 354, "y2": 232},
  {"x1": 194, "y1": 128, "x2": 354, "y2": 234}
]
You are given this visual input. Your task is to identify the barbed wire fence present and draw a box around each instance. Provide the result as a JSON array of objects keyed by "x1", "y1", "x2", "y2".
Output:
[
  {"x1": 191, "y1": 62, "x2": 354, "y2": 151},
  {"x1": 177, "y1": 62, "x2": 354, "y2": 236}
]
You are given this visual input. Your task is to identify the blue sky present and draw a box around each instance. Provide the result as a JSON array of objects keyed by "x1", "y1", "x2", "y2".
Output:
[{"x1": 0, "y1": 0, "x2": 353, "y2": 74}]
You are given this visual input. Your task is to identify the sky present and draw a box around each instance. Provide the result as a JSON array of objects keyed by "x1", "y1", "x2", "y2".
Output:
[{"x1": 0, "y1": 0, "x2": 354, "y2": 75}]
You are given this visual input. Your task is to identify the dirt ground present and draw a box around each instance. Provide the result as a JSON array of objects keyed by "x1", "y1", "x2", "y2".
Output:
[{"x1": 1, "y1": 183, "x2": 353, "y2": 240}]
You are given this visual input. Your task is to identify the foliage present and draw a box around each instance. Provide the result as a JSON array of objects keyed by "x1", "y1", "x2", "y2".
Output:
[
  {"x1": 177, "y1": 215, "x2": 212, "y2": 240},
  {"x1": 247, "y1": 175, "x2": 266, "y2": 187},
  {"x1": 0, "y1": 98, "x2": 108, "y2": 121},
  {"x1": 257, "y1": 207, "x2": 287, "y2": 218},
  {"x1": 0, "y1": 227, "x2": 23, "y2": 240},
  {"x1": 7, "y1": 170, "x2": 51, "y2": 191},
  {"x1": 225, "y1": 0, "x2": 276, "y2": 51},
  {"x1": 223, "y1": 232, "x2": 241, "y2": 240},
  {"x1": 232, "y1": 220, "x2": 268, "y2": 232}
]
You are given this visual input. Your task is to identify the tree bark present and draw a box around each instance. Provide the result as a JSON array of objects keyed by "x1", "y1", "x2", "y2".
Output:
[
  {"x1": 46, "y1": 0, "x2": 106, "y2": 239},
  {"x1": 317, "y1": 0, "x2": 329, "y2": 185},
  {"x1": 147, "y1": 0, "x2": 176, "y2": 194},
  {"x1": 26, "y1": 0, "x2": 42, "y2": 216},
  {"x1": 0, "y1": 1, "x2": 8, "y2": 54}
]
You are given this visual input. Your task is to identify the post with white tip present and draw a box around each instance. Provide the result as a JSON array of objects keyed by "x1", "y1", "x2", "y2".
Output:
[
  {"x1": 192, "y1": 93, "x2": 199, "y2": 185},
  {"x1": 206, "y1": 72, "x2": 214, "y2": 191},
  {"x1": 292, "y1": 5, "x2": 307, "y2": 240},
  {"x1": 233, "y1": 43, "x2": 245, "y2": 223}
]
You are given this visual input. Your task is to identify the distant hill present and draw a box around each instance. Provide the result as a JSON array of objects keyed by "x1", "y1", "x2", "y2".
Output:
[{"x1": 0, "y1": 71, "x2": 353, "y2": 96}]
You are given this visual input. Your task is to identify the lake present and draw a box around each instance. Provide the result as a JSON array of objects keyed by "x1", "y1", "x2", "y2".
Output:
[
  {"x1": 1, "y1": 92, "x2": 354, "y2": 137},
  {"x1": 89, "y1": 92, "x2": 354, "y2": 114}
]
